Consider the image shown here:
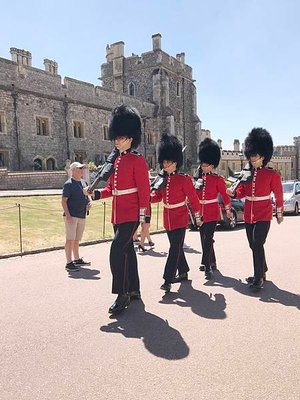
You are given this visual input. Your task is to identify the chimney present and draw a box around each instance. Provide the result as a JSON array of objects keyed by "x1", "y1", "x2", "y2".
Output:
[
  {"x1": 106, "y1": 44, "x2": 113, "y2": 62},
  {"x1": 176, "y1": 52, "x2": 185, "y2": 64},
  {"x1": 110, "y1": 41, "x2": 124, "y2": 59},
  {"x1": 10, "y1": 47, "x2": 32, "y2": 66},
  {"x1": 152, "y1": 33, "x2": 162, "y2": 51},
  {"x1": 44, "y1": 59, "x2": 58, "y2": 75},
  {"x1": 233, "y1": 139, "x2": 240, "y2": 152}
]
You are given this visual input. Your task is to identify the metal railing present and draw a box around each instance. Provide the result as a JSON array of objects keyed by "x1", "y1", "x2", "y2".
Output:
[{"x1": 0, "y1": 201, "x2": 164, "y2": 258}]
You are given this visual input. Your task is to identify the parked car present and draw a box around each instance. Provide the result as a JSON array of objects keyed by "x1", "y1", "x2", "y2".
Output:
[
  {"x1": 276, "y1": 181, "x2": 300, "y2": 215},
  {"x1": 188, "y1": 195, "x2": 245, "y2": 231}
]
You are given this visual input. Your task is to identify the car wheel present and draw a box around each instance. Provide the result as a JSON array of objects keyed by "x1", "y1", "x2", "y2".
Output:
[{"x1": 294, "y1": 203, "x2": 299, "y2": 215}]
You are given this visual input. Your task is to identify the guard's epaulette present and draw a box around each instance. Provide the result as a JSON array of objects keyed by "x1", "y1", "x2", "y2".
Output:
[{"x1": 131, "y1": 150, "x2": 142, "y2": 156}]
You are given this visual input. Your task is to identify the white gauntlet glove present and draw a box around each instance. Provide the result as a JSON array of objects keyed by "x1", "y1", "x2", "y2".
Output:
[{"x1": 139, "y1": 208, "x2": 146, "y2": 224}]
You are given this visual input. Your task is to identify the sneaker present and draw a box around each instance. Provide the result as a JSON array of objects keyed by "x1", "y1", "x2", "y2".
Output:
[
  {"x1": 199, "y1": 265, "x2": 205, "y2": 272},
  {"x1": 73, "y1": 258, "x2": 91, "y2": 267},
  {"x1": 65, "y1": 261, "x2": 80, "y2": 272},
  {"x1": 148, "y1": 241, "x2": 155, "y2": 247}
]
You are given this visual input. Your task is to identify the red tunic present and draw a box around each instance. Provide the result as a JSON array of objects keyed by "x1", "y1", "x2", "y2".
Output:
[
  {"x1": 96, "y1": 150, "x2": 150, "y2": 224},
  {"x1": 151, "y1": 172, "x2": 201, "y2": 231},
  {"x1": 236, "y1": 167, "x2": 283, "y2": 223},
  {"x1": 196, "y1": 173, "x2": 231, "y2": 222}
]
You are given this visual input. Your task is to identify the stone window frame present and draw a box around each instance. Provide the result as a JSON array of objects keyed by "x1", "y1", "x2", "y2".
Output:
[
  {"x1": 33, "y1": 156, "x2": 43, "y2": 170},
  {"x1": 0, "y1": 149, "x2": 9, "y2": 168},
  {"x1": 128, "y1": 82, "x2": 136, "y2": 97},
  {"x1": 147, "y1": 131, "x2": 154, "y2": 145},
  {"x1": 74, "y1": 151, "x2": 87, "y2": 164},
  {"x1": 0, "y1": 111, "x2": 7, "y2": 134},
  {"x1": 102, "y1": 125, "x2": 109, "y2": 141},
  {"x1": 146, "y1": 155, "x2": 155, "y2": 170},
  {"x1": 176, "y1": 81, "x2": 181, "y2": 97},
  {"x1": 72, "y1": 120, "x2": 85, "y2": 138},
  {"x1": 35, "y1": 116, "x2": 50, "y2": 136},
  {"x1": 46, "y1": 156, "x2": 56, "y2": 170}
]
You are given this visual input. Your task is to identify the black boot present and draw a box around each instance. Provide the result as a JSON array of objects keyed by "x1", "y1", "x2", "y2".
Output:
[
  {"x1": 172, "y1": 272, "x2": 188, "y2": 283},
  {"x1": 205, "y1": 267, "x2": 213, "y2": 280},
  {"x1": 128, "y1": 290, "x2": 141, "y2": 300},
  {"x1": 108, "y1": 294, "x2": 130, "y2": 314},
  {"x1": 249, "y1": 278, "x2": 264, "y2": 291}
]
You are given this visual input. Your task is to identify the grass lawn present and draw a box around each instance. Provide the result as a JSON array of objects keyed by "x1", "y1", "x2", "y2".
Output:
[{"x1": 0, "y1": 196, "x2": 164, "y2": 256}]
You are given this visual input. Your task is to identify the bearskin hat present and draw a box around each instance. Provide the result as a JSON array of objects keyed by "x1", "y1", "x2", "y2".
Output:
[
  {"x1": 244, "y1": 128, "x2": 273, "y2": 166},
  {"x1": 158, "y1": 134, "x2": 183, "y2": 169},
  {"x1": 198, "y1": 138, "x2": 221, "y2": 167},
  {"x1": 108, "y1": 104, "x2": 142, "y2": 148}
]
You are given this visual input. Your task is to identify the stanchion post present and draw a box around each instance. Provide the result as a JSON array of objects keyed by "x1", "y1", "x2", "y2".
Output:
[
  {"x1": 103, "y1": 202, "x2": 106, "y2": 238},
  {"x1": 17, "y1": 203, "x2": 23, "y2": 256},
  {"x1": 156, "y1": 202, "x2": 159, "y2": 230}
]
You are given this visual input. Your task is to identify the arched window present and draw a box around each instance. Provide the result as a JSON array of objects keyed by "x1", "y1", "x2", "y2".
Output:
[
  {"x1": 33, "y1": 158, "x2": 42, "y2": 170},
  {"x1": 46, "y1": 157, "x2": 55, "y2": 170},
  {"x1": 128, "y1": 82, "x2": 136, "y2": 96}
]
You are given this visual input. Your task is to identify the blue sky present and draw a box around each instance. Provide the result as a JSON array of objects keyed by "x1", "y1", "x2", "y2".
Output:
[{"x1": 1, "y1": 0, "x2": 299, "y2": 149}]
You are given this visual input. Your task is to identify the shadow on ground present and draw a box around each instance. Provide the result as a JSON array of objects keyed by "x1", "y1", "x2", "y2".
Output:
[
  {"x1": 160, "y1": 280, "x2": 227, "y2": 319},
  {"x1": 204, "y1": 270, "x2": 300, "y2": 309},
  {"x1": 68, "y1": 267, "x2": 101, "y2": 280},
  {"x1": 100, "y1": 300, "x2": 189, "y2": 360}
]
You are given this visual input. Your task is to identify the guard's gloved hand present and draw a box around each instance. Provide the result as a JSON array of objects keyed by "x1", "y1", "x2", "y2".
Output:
[
  {"x1": 151, "y1": 170, "x2": 167, "y2": 192},
  {"x1": 97, "y1": 147, "x2": 119, "y2": 181}
]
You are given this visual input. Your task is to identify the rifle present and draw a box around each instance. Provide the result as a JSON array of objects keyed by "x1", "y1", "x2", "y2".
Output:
[
  {"x1": 150, "y1": 169, "x2": 167, "y2": 192},
  {"x1": 228, "y1": 162, "x2": 252, "y2": 195},
  {"x1": 87, "y1": 147, "x2": 119, "y2": 194},
  {"x1": 193, "y1": 166, "x2": 204, "y2": 191}
]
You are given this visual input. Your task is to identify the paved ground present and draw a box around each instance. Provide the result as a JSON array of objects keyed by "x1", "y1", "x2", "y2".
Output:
[{"x1": 0, "y1": 217, "x2": 299, "y2": 400}]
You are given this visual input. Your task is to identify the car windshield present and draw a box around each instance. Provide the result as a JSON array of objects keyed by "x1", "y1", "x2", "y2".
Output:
[{"x1": 283, "y1": 183, "x2": 294, "y2": 193}]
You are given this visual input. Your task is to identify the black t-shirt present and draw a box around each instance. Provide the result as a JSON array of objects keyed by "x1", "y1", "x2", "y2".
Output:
[{"x1": 62, "y1": 178, "x2": 89, "y2": 219}]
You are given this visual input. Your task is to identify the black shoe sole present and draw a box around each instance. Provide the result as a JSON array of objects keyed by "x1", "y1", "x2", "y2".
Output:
[
  {"x1": 108, "y1": 301, "x2": 130, "y2": 314},
  {"x1": 160, "y1": 285, "x2": 171, "y2": 292},
  {"x1": 65, "y1": 267, "x2": 80, "y2": 272},
  {"x1": 205, "y1": 272, "x2": 213, "y2": 280}
]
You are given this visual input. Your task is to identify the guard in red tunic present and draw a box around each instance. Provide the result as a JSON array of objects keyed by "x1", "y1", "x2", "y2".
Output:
[
  {"x1": 151, "y1": 134, "x2": 202, "y2": 292},
  {"x1": 227, "y1": 127, "x2": 284, "y2": 290},
  {"x1": 194, "y1": 138, "x2": 232, "y2": 279},
  {"x1": 86, "y1": 105, "x2": 150, "y2": 313}
]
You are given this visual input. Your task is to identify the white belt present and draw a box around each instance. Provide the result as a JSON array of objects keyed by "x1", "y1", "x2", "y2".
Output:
[
  {"x1": 163, "y1": 201, "x2": 186, "y2": 209},
  {"x1": 245, "y1": 195, "x2": 271, "y2": 201},
  {"x1": 112, "y1": 187, "x2": 138, "y2": 196},
  {"x1": 199, "y1": 198, "x2": 218, "y2": 205}
]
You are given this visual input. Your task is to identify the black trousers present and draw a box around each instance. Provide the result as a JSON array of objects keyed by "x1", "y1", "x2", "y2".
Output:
[
  {"x1": 245, "y1": 221, "x2": 270, "y2": 281},
  {"x1": 110, "y1": 221, "x2": 140, "y2": 294},
  {"x1": 164, "y1": 228, "x2": 189, "y2": 283},
  {"x1": 200, "y1": 221, "x2": 217, "y2": 270}
]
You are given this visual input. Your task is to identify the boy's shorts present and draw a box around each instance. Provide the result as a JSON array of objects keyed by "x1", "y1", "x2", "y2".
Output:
[{"x1": 64, "y1": 216, "x2": 86, "y2": 241}]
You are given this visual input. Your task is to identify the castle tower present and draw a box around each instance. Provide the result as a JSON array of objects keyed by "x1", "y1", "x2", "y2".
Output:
[
  {"x1": 233, "y1": 139, "x2": 240, "y2": 152},
  {"x1": 10, "y1": 47, "x2": 32, "y2": 66},
  {"x1": 44, "y1": 59, "x2": 58, "y2": 75},
  {"x1": 100, "y1": 34, "x2": 201, "y2": 168}
]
